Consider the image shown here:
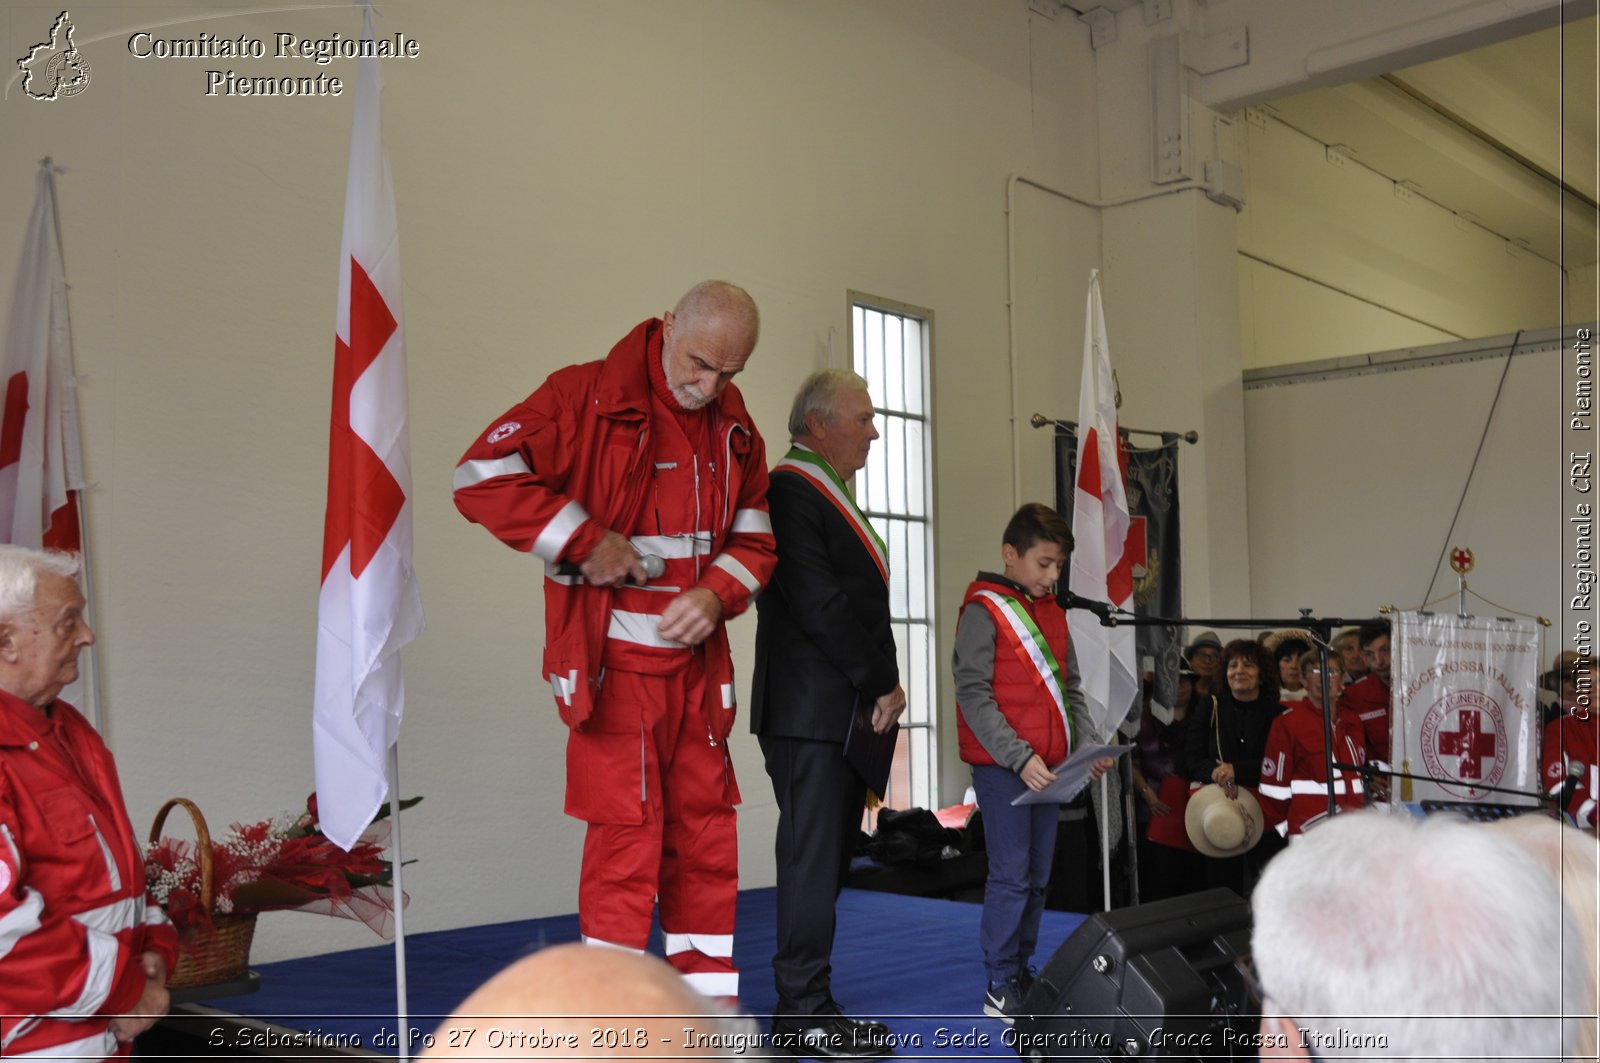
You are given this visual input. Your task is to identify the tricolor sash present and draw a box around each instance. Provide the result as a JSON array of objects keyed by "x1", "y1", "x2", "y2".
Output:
[
  {"x1": 774, "y1": 445, "x2": 888, "y2": 583},
  {"x1": 972, "y1": 589, "x2": 1074, "y2": 754}
]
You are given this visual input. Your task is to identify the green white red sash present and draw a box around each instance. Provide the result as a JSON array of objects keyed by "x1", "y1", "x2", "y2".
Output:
[
  {"x1": 972, "y1": 589, "x2": 1074, "y2": 754},
  {"x1": 774, "y1": 445, "x2": 888, "y2": 583}
]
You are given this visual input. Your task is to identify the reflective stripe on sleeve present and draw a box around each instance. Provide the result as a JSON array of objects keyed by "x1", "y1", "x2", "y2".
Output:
[
  {"x1": 711, "y1": 554, "x2": 760, "y2": 595},
  {"x1": 580, "y1": 935, "x2": 644, "y2": 954},
  {"x1": 532, "y1": 500, "x2": 590, "y2": 563},
  {"x1": 452, "y1": 454, "x2": 533, "y2": 492},
  {"x1": 730, "y1": 509, "x2": 772, "y2": 535}
]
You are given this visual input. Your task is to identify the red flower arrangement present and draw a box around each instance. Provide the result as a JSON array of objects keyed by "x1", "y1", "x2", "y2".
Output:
[{"x1": 144, "y1": 794, "x2": 419, "y2": 943}]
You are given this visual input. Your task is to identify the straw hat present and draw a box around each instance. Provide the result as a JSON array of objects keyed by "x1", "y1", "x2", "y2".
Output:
[{"x1": 1184, "y1": 784, "x2": 1265, "y2": 858}]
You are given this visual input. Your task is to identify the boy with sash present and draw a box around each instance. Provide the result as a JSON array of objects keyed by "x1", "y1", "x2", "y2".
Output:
[
  {"x1": 753, "y1": 369, "x2": 903, "y2": 1059},
  {"x1": 954, "y1": 503, "x2": 1112, "y2": 1023}
]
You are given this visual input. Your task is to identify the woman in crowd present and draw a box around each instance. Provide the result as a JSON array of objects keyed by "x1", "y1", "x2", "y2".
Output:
[{"x1": 1183, "y1": 638, "x2": 1287, "y2": 895}]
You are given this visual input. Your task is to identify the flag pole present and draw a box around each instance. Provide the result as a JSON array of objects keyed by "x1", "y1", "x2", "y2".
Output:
[
  {"x1": 1099, "y1": 773, "x2": 1111, "y2": 910},
  {"x1": 387, "y1": 742, "x2": 410, "y2": 1063}
]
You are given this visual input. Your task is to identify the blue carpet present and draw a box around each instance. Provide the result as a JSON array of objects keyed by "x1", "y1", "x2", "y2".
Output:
[{"x1": 205, "y1": 887, "x2": 1088, "y2": 1057}]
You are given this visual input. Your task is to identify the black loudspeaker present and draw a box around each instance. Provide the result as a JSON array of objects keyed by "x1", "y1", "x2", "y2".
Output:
[{"x1": 1011, "y1": 888, "x2": 1258, "y2": 1062}]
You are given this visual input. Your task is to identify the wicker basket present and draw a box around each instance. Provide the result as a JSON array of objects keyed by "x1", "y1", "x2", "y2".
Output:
[{"x1": 148, "y1": 797, "x2": 257, "y2": 988}]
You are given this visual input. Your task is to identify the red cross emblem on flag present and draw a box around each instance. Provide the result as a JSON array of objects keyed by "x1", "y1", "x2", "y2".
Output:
[
  {"x1": 1449, "y1": 547, "x2": 1474, "y2": 575},
  {"x1": 1438, "y1": 708, "x2": 1497, "y2": 781}
]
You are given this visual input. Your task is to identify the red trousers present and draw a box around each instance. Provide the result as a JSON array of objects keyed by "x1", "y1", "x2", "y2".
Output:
[{"x1": 566, "y1": 658, "x2": 740, "y2": 1000}]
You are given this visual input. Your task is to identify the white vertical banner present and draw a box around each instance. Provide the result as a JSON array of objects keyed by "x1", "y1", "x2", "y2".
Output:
[
  {"x1": 1068, "y1": 271, "x2": 1139, "y2": 742},
  {"x1": 1392, "y1": 612, "x2": 1541, "y2": 804}
]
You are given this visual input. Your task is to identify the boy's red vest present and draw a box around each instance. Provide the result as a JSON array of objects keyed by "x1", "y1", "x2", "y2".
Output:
[{"x1": 956, "y1": 578, "x2": 1072, "y2": 768}]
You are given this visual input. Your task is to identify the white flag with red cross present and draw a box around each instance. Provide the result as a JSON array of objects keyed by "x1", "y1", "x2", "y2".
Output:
[
  {"x1": 313, "y1": 5, "x2": 424, "y2": 852},
  {"x1": 1068, "y1": 271, "x2": 1139, "y2": 741},
  {"x1": 0, "y1": 161, "x2": 83, "y2": 554}
]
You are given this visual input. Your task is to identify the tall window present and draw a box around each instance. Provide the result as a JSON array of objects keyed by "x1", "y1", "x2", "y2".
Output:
[{"x1": 849, "y1": 293, "x2": 936, "y2": 811}]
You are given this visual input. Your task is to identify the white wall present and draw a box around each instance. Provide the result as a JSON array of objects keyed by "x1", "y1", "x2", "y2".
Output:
[
  {"x1": 0, "y1": 0, "x2": 1101, "y2": 962},
  {"x1": 1243, "y1": 344, "x2": 1565, "y2": 632}
]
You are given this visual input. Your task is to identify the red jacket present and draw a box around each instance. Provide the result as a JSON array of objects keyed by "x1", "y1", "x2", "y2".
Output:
[
  {"x1": 453, "y1": 318, "x2": 776, "y2": 737},
  {"x1": 956, "y1": 580, "x2": 1073, "y2": 768},
  {"x1": 0, "y1": 690, "x2": 178, "y2": 1061},
  {"x1": 1543, "y1": 709, "x2": 1598, "y2": 827},
  {"x1": 1337, "y1": 673, "x2": 1391, "y2": 763},
  {"x1": 1257, "y1": 700, "x2": 1367, "y2": 838}
]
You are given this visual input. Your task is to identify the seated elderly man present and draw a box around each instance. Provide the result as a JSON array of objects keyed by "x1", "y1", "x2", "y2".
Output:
[
  {"x1": 0, "y1": 547, "x2": 176, "y2": 1059},
  {"x1": 1251, "y1": 811, "x2": 1583, "y2": 1061}
]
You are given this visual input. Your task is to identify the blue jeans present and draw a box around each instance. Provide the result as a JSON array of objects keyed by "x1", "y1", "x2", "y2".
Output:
[{"x1": 972, "y1": 763, "x2": 1059, "y2": 985}]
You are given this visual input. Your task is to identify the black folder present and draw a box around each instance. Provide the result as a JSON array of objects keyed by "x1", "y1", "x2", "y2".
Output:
[{"x1": 843, "y1": 694, "x2": 900, "y2": 800}]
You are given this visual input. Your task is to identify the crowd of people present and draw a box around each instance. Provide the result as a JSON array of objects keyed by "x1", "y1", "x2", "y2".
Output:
[{"x1": 1129, "y1": 619, "x2": 1597, "y2": 903}]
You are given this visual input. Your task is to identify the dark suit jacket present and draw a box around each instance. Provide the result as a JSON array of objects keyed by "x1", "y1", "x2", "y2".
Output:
[{"x1": 751, "y1": 467, "x2": 899, "y2": 741}]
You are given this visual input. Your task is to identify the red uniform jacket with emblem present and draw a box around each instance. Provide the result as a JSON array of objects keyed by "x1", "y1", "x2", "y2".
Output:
[
  {"x1": 1337, "y1": 673, "x2": 1391, "y2": 763},
  {"x1": 0, "y1": 690, "x2": 178, "y2": 1061},
  {"x1": 1257, "y1": 700, "x2": 1367, "y2": 838},
  {"x1": 955, "y1": 579, "x2": 1073, "y2": 769},
  {"x1": 1544, "y1": 709, "x2": 1598, "y2": 828},
  {"x1": 452, "y1": 318, "x2": 777, "y2": 742}
]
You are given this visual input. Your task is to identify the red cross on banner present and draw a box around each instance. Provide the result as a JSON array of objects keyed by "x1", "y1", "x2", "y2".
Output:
[
  {"x1": 321, "y1": 260, "x2": 404, "y2": 582},
  {"x1": 1439, "y1": 708, "x2": 1498, "y2": 781}
]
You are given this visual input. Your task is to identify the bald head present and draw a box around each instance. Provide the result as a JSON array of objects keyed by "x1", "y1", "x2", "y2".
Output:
[
  {"x1": 422, "y1": 945, "x2": 751, "y2": 1060},
  {"x1": 660, "y1": 281, "x2": 760, "y2": 411},
  {"x1": 671, "y1": 280, "x2": 759, "y2": 343}
]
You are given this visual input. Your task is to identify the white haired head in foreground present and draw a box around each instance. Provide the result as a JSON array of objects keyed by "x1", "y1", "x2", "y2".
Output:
[{"x1": 1251, "y1": 811, "x2": 1582, "y2": 1062}]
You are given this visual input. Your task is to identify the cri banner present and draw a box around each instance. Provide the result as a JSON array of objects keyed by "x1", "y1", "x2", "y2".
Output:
[{"x1": 1392, "y1": 612, "x2": 1541, "y2": 804}]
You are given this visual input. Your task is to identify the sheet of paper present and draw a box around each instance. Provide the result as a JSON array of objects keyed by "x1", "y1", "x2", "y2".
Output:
[{"x1": 1010, "y1": 743, "x2": 1132, "y2": 806}]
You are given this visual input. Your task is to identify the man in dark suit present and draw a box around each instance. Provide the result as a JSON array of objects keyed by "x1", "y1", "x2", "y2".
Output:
[{"x1": 753, "y1": 369, "x2": 905, "y2": 1060}]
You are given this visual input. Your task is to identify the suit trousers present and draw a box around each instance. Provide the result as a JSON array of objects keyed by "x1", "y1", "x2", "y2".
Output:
[{"x1": 759, "y1": 733, "x2": 867, "y2": 1017}]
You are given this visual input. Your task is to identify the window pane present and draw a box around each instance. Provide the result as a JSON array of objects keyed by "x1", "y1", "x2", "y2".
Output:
[
  {"x1": 852, "y1": 305, "x2": 865, "y2": 370},
  {"x1": 865, "y1": 310, "x2": 885, "y2": 395},
  {"x1": 909, "y1": 622, "x2": 929, "y2": 725},
  {"x1": 884, "y1": 314, "x2": 905, "y2": 411},
  {"x1": 889, "y1": 521, "x2": 907, "y2": 616},
  {"x1": 906, "y1": 419, "x2": 926, "y2": 518},
  {"x1": 904, "y1": 318, "x2": 925, "y2": 415},
  {"x1": 887, "y1": 416, "x2": 907, "y2": 515},
  {"x1": 908, "y1": 525, "x2": 927, "y2": 617}
]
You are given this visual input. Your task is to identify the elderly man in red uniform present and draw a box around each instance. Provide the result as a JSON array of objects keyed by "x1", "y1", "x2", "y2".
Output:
[
  {"x1": 0, "y1": 546, "x2": 177, "y2": 1060},
  {"x1": 454, "y1": 281, "x2": 776, "y2": 1000}
]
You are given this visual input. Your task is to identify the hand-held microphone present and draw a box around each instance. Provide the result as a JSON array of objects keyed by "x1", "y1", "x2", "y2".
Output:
[{"x1": 553, "y1": 554, "x2": 666, "y2": 585}]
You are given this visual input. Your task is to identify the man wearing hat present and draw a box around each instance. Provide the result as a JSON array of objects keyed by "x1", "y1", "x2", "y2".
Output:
[
  {"x1": 1184, "y1": 630, "x2": 1222, "y2": 696},
  {"x1": 1542, "y1": 651, "x2": 1597, "y2": 831}
]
